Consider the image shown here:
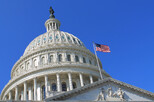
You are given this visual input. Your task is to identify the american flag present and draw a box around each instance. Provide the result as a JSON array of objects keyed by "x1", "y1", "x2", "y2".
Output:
[{"x1": 95, "y1": 43, "x2": 111, "y2": 52}]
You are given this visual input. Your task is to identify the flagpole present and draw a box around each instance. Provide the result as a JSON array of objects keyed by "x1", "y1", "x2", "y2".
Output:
[{"x1": 93, "y1": 42, "x2": 103, "y2": 80}]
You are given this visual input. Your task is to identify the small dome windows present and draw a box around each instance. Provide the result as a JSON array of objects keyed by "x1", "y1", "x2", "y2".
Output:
[
  {"x1": 75, "y1": 55, "x2": 79, "y2": 62},
  {"x1": 67, "y1": 54, "x2": 71, "y2": 61}
]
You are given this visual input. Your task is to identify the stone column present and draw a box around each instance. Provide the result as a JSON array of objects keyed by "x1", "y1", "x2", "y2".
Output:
[
  {"x1": 28, "y1": 87, "x2": 32, "y2": 100},
  {"x1": 34, "y1": 78, "x2": 37, "y2": 100},
  {"x1": 45, "y1": 75, "x2": 48, "y2": 97},
  {"x1": 68, "y1": 73, "x2": 73, "y2": 90},
  {"x1": 56, "y1": 73, "x2": 61, "y2": 92},
  {"x1": 9, "y1": 91, "x2": 12, "y2": 100},
  {"x1": 37, "y1": 83, "x2": 41, "y2": 101},
  {"x1": 89, "y1": 75, "x2": 93, "y2": 84},
  {"x1": 24, "y1": 82, "x2": 27, "y2": 100},
  {"x1": 79, "y1": 73, "x2": 84, "y2": 87},
  {"x1": 15, "y1": 86, "x2": 18, "y2": 100}
]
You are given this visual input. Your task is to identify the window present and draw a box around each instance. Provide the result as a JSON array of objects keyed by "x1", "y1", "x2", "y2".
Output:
[
  {"x1": 42, "y1": 57, "x2": 45, "y2": 65},
  {"x1": 42, "y1": 85, "x2": 46, "y2": 99},
  {"x1": 62, "y1": 82, "x2": 67, "y2": 91},
  {"x1": 83, "y1": 57, "x2": 86, "y2": 63},
  {"x1": 78, "y1": 40, "x2": 82, "y2": 46},
  {"x1": 75, "y1": 55, "x2": 79, "y2": 62},
  {"x1": 27, "y1": 62, "x2": 30, "y2": 70},
  {"x1": 58, "y1": 54, "x2": 62, "y2": 62},
  {"x1": 49, "y1": 36, "x2": 52, "y2": 40},
  {"x1": 53, "y1": 22, "x2": 55, "y2": 29},
  {"x1": 52, "y1": 83, "x2": 57, "y2": 91},
  {"x1": 56, "y1": 24, "x2": 59, "y2": 29},
  {"x1": 49, "y1": 55, "x2": 53, "y2": 63},
  {"x1": 34, "y1": 59, "x2": 37, "y2": 67},
  {"x1": 73, "y1": 38, "x2": 77, "y2": 44},
  {"x1": 73, "y1": 82, "x2": 77, "y2": 89},
  {"x1": 89, "y1": 60, "x2": 92, "y2": 64},
  {"x1": 67, "y1": 55, "x2": 71, "y2": 61}
]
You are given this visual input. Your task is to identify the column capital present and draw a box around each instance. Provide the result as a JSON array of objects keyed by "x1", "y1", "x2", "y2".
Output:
[{"x1": 33, "y1": 77, "x2": 37, "y2": 80}]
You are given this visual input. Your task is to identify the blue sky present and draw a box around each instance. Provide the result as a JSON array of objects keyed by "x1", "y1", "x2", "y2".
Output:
[{"x1": 0, "y1": 0, "x2": 154, "y2": 94}]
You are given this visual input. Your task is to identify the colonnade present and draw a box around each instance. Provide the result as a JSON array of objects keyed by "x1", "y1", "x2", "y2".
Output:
[
  {"x1": 13, "y1": 51, "x2": 98, "y2": 78},
  {"x1": 4, "y1": 73, "x2": 98, "y2": 101}
]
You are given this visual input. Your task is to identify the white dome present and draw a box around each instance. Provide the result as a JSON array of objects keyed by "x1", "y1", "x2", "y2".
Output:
[
  {"x1": 24, "y1": 30, "x2": 85, "y2": 56},
  {"x1": 24, "y1": 17, "x2": 85, "y2": 56}
]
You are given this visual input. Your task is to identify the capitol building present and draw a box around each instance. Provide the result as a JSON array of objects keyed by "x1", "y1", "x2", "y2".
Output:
[{"x1": 0, "y1": 7, "x2": 154, "y2": 101}]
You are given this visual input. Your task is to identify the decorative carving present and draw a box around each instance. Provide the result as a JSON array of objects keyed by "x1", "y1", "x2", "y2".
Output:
[
  {"x1": 117, "y1": 88, "x2": 125, "y2": 101},
  {"x1": 107, "y1": 87, "x2": 113, "y2": 97},
  {"x1": 97, "y1": 87, "x2": 125, "y2": 101},
  {"x1": 97, "y1": 88, "x2": 105, "y2": 101}
]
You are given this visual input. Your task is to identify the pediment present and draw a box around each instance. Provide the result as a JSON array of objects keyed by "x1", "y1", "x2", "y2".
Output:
[{"x1": 45, "y1": 78, "x2": 154, "y2": 101}]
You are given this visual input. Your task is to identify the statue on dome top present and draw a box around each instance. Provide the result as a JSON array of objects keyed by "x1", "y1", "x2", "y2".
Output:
[{"x1": 49, "y1": 6, "x2": 55, "y2": 18}]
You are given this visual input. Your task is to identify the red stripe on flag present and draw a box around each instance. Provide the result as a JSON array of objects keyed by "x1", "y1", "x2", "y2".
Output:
[{"x1": 96, "y1": 45, "x2": 111, "y2": 52}]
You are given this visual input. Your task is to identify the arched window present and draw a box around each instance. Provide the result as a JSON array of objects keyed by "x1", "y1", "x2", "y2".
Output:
[
  {"x1": 75, "y1": 55, "x2": 79, "y2": 62},
  {"x1": 52, "y1": 83, "x2": 57, "y2": 91},
  {"x1": 42, "y1": 57, "x2": 45, "y2": 65},
  {"x1": 27, "y1": 62, "x2": 30, "y2": 70},
  {"x1": 34, "y1": 59, "x2": 37, "y2": 67},
  {"x1": 62, "y1": 82, "x2": 67, "y2": 91},
  {"x1": 49, "y1": 55, "x2": 53, "y2": 63},
  {"x1": 72, "y1": 82, "x2": 77, "y2": 89},
  {"x1": 83, "y1": 57, "x2": 86, "y2": 63},
  {"x1": 58, "y1": 54, "x2": 62, "y2": 62},
  {"x1": 67, "y1": 54, "x2": 71, "y2": 61},
  {"x1": 89, "y1": 60, "x2": 92, "y2": 64},
  {"x1": 42, "y1": 85, "x2": 46, "y2": 99},
  {"x1": 53, "y1": 22, "x2": 55, "y2": 29}
]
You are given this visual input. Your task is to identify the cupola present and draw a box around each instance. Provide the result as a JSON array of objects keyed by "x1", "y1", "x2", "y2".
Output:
[{"x1": 45, "y1": 6, "x2": 61, "y2": 31}]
